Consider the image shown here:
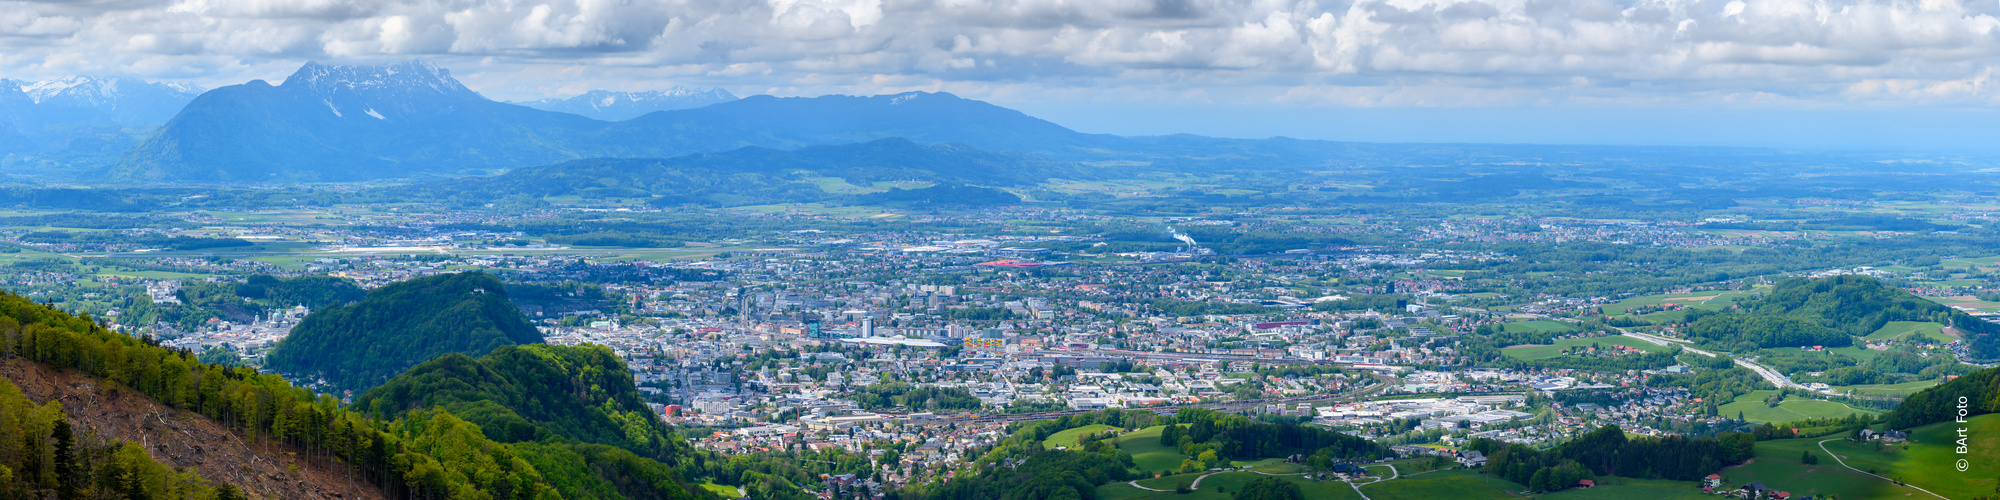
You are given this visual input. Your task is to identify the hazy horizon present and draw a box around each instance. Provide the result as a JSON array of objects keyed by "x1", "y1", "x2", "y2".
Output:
[{"x1": 5, "y1": 0, "x2": 2000, "y2": 151}]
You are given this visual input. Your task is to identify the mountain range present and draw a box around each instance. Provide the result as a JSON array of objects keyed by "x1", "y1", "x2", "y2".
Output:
[
  {"x1": 28, "y1": 59, "x2": 1721, "y2": 187},
  {"x1": 113, "y1": 59, "x2": 1124, "y2": 182},
  {"x1": 0, "y1": 76, "x2": 203, "y2": 176},
  {"x1": 521, "y1": 87, "x2": 738, "y2": 121}
]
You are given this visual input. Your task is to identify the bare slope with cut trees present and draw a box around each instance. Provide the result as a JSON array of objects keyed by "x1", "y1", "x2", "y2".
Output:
[{"x1": 0, "y1": 357, "x2": 380, "y2": 499}]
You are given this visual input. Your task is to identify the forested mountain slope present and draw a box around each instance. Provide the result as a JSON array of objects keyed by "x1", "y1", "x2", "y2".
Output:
[
  {"x1": 358, "y1": 344, "x2": 690, "y2": 462},
  {"x1": 0, "y1": 285, "x2": 724, "y2": 500},
  {"x1": 1885, "y1": 365, "x2": 2000, "y2": 429},
  {"x1": 266, "y1": 272, "x2": 544, "y2": 394}
]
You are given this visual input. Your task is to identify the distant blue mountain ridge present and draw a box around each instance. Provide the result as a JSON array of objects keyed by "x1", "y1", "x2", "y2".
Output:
[
  {"x1": 518, "y1": 88, "x2": 739, "y2": 121},
  {"x1": 17, "y1": 60, "x2": 1904, "y2": 186},
  {"x1": 0, "y1": 76, "x2": 203, "y2": 176},
  {"x1": 111, "y1": 59, "x2": 1143, "y2": 182}
]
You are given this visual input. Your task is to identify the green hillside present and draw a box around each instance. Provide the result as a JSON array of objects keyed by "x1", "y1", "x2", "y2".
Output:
[
  {"x1": 359, "y1": 344, "x2": 692, "y2": 463},
  {"x1": 1109, "y1": 425, "x2": 1189, "y2": 472},
  {"x1": 1717, "y1": 390, "x2": 1878, "y2": 424},
  {"x1": 0, "y1": 288, "x2": 722, "y2": 500},
  {"x1": 1360, "y1": 470, "x2": 1520, "y2": 500},
  {"x1": 265, "y1": 272, "x2": 545, "y2": 394},
  {"x1": 1042, "y1": 424, "x2": 1118, "y2": 449},
  {"x1": 1682, "y1": 275, "x2": 2000, "y2": 354},
  {"x1": 1720, "y1": 415, "x2": 2000, "y2": 500},
  {"x1": 1885, "y1": 365, "x2": 2000, "y2": 429},
  {"x1": 1816, "y1": 414, "x2": 2000, "y2": 499}
]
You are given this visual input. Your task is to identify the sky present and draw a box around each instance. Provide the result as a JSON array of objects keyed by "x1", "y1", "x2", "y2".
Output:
[{"x1": 6, "y1": 0, "x2": 2000, "y2": 150}]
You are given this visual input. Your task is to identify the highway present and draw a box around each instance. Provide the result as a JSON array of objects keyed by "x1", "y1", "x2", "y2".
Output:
[{"x1": 1617, "y1": 328, "x2": 1829, "y2": 394}]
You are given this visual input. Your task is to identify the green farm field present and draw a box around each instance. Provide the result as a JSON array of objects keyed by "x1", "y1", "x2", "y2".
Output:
[
  {"x1": 1100, "y1": 470, "x2": 1361, "y2": 500},
  {"x1": 1864, "y1": 321, "x2": 1947, "y2": 341},
  {"x1": 1357, "y1": 469, "x2": 1520, "y2": 500},
  {"x1": 1042, "y1": 424, "x2": 1118, "y2": 450},
  {"x1": 1603, "y1": 289, "x2": 1760, "y2": 316},
  {"x1": 1502, "y1": 335, "x2": 1669, "y2": 361},
  {"x1": 697, "y1": 483, "x2": 742, "y2": 498},
  {"x1": 1720, "y1": 437, "x2": 1917, "y2": 500},
  {"x1": 1833, "y1": 379, "x2": 1943, "y2": 397},
  {"x1": 1811, "y1": 413, "x2": 2000, "y2": 500},
  {"x1": 1110, "y1": 425, "x2": 1190, "y2": 473},
  {"x1": 1717, "y1": 390, "x2": 1877, "y2": 424},
  {"x1": 1534, "y1": 476, "x2": 1709, "y2": 500},
  {"x1": 1503, "y1": 320, "x2": 1580, "y2": 333}
]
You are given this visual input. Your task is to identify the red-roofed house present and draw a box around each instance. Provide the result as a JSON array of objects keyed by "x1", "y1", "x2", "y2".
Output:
[{"x1": 1577, "y1": 479, "x2": 1595, "y2": 488}]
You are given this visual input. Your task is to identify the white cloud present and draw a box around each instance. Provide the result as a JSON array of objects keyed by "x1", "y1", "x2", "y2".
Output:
[{"x1": 0, "y1": 0, "x2": 1998, "y2": 109}]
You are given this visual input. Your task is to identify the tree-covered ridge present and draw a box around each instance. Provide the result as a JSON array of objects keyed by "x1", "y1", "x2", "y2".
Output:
[
  {"x1": 0, "y1": 286, "x2": 724, "y2": 500},
  {"x1": 1158, "y1": 407, "x2": 1392, "y2": 472},
  {"x1": 392, "y1": 138, "x2": 1070, "y2": 208},
  {"x1": 916, "y1": 448, "x2": 1136, "y2": 500},
  {"x1": 0, "y1": 376, "x2": 249, "y2": 499},
  {"x1": 0, "y1": 289, "x2": 579, "y2": 498},
  {"x1": 357, "y1": 344, "x2": 694, "y2": 465},
  {"x1": 907, "y1": 408, "x2": 1392, "y2": 500},
  {"x1": 1473, "y1": 425, "x2": 1753, "y2": 493},
  {"x1": 1683, "y1": 275, "x2": 2000, "y2": 352},
  {"x1": 267, "y1": 272, "x2": 544, "y2": 394},
  {"x1": 1884, "y1": 366, "x2": 2000, "y2": 429}
]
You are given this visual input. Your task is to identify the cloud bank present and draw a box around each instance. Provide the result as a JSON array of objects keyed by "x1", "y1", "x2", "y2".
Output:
[{"x1": 3, "y1": 0, "x2": 2000, "y2": 107}]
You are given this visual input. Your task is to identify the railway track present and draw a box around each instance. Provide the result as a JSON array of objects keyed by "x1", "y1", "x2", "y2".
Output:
[{"x1": 913, "y1": 372, "x2": 1397, "y2": 424}]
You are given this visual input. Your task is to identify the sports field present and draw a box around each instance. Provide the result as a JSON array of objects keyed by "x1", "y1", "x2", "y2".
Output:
[{"x1": 1716, "y1": 390, "x2": 1877, "y2": 424}]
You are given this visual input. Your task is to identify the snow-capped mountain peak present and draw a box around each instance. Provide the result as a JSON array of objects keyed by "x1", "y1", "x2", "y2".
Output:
[
  {"x1": 20, "y1": 75, "x2": 204, "y2": 106},
  {"x1": 283, "y1": 60, "x2": 475, "y2": 98}
]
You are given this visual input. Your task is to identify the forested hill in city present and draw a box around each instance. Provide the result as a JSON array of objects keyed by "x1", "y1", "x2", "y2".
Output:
[
  {"x1": 1681, "y1": 275, "x2": 2000, "y2": 356},
  {"x1": 393, "y1": 138, "x2": 1063, "y2": 207},
  {"x1": 357, "y1": 344, "x2": 693, "y2": 463},
  {"x1": 266, "y1": 272, "x2": 545, "y2": 394}
]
